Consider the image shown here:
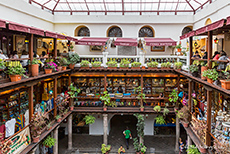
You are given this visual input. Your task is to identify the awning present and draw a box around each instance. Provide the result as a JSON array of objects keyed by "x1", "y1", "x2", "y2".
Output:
[
  {"x1": 227, "y1": 16, "x2": 230, "y2": 26},
  {"x1": 78, "y1": 37, "x2": 109, "y2": 46},
  {"x1": 196, "y1": 19, "x2": 225, "y2": 35},
  {"x1": 29, "y1": 27, "x2": 44, "y2": 36},
  {"x1": 0, "y1": 19, "x2": 6, "y2": 28},
  {"x1": 66, "y1": 36, "x2": 74, "y2": 41},
  {"x1": 180, "y1": 31, "x2": 195, "y2": 40},
  {"x1": 45, "y1": 31, "x2": 57, "y2": 38},
  {"x1": 57, "y1": 33, "x2": 66, "y2": 40},
  {"x1": 144, "y1": 38, "x2": 177, "y2": 46},
  {"x1": 114, "y1": 38, "x2": 137, "y2": 46},
  {"x1": 8, "y1": 22, "x2": 30, "y2": 33}
]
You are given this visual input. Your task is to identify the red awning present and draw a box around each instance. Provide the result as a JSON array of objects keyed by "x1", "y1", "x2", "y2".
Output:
[
  {"x1": 8, "y1": 22, "x2": 30, "y2": 33},
  {"x1": 144, "y1": 38, "x2": 177, "y2": 46},
  {"x1": 57, "y1": 34, "x2": 66, "y2": 40},
  {"x1": 0, "y1": 19, "x2": 6, "y2": 28},
  {"x1": 227, "y1": 16, "x2": 230, "y2": 26},
  {"x1": 180, "y1": 31, "x2": 195, "y2": 40},
  {"x1": 30, "y1": 27, "x2": 44, "y2": 36},
  {"x1": 66, "y1": 36, "x2": 74, "y2": 41},
  {"x1": 78, "y1": 37, "x2": 109, "y2": 46},
  {"x1": 45, "y1": 31, "x2": 57, "y2": 38},
  {"x1": 114, "y1": 38, "x2": 137, "y2": 46},
  {"x1": 196, "y1": 19, "x2": 225, "y2": 35}
]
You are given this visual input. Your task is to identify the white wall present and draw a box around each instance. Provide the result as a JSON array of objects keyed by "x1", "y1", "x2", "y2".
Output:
[
  {"x1": 0, "y1": 0, "x2": 54, "y2": 31},
  {"x1": 144, "y1": 115, "x2": 157, "y2": 136}
]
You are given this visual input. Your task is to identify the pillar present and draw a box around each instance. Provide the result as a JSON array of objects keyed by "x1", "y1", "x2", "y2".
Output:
[
  {"x1": 205, "y1": 87, "x2": 212, "y2": 146},
  {"x1": 68, "y1": 114, "x2": 73, "y2": 150},
  {"x1": 54, "y1": 38, "x2": 57, "y2": 58},
  {"x1": 189, "y1": 36, "x2": 193, "y2": 65},
  {"x1": 54, "y1": 78, "x2": 57, "y2": 116},
  {"x1": 29, "y1": 85, "x2": 33, "y2": 121},
  {"x1": 53, "y1": 126, "x2": 59, "y2": 154},
  {"x1": 141, "y1": 74, "x2": 143, "y2": 107},
  {"x1": 188, "y1": 80, "x2": 192, "y2": 112},
  {"x1": 139, "y1": 51, "x2": 145, "y2": 66},
  {"x1": 29, "y1": 34, "x2": 34, "y2": 74},
  {"x1": 104, "y1": 75, "x2": 107, "y2": 92},
  {"x1": 102, "y1": 52, "x2": 108, "y2": 67},
  {"x1": 103, "y1": 114, "x2": 108, "y2": 145},
  {"x1": 187, "y1": 135, "x2": 192, "y2": 154},
  {"x1": 175, "y1": 116, "x2": 180, "y2": 152},
  {"x1": 207, "y1": 31, "x2": 213, "y2": 69}
]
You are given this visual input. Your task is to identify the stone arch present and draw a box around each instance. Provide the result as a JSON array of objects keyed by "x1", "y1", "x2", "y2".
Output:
[
  {"x1": 107, "y1": 25, "x2": 123, "y2": 37},
  {"x1": 74, "y1": 25, "x2": 90, "y2": 37}
]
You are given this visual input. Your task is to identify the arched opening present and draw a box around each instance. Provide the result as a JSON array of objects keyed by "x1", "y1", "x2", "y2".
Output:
[
  {"x1": 205, "y1": 18, "x2": 212, "y2": 26},
  {"x1": 75, "y1": 26, "x2": 90, "y2": 37},
  {"x1": 107, "y1": 26, "x2": 122, "y2": 37},
  {"x1": 138, "y1": 26, "x2": 155, "y2": 37},
  {"x1": 181, "y1": 26, "x2": 193, "y2": 36}
]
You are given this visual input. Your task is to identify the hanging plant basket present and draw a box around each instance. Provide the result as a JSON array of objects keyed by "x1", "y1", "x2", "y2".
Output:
[{"x1": 103, "y1": 106, "x2": 107, "y2": 111}]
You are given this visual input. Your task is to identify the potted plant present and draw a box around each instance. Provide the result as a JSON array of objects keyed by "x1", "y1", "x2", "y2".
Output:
[
  {"x1": 202, "y1": 69, "x2": 218, "y2": 84},
  {"x1": 42, "y1": 136, "x2": 56, "y2": 148},
  {"x1": 29, "y1": 59, "x2": 40, "y2": 76},
  {"x1": 131, "y1": 62, "x2": 142, "y2": 69},
  {"x1": 155, "y1": 115, "x2": 166, "y2": 125},
  {"x1": 169, "y1": 89, "x2": 178, "y2": 106},
  {"x1": 68, "y1": 83, "x2": 81, "y2": 110},
  {"x1": 140, "y1": 145, "x2": 147, "y2": 154},
  {"x1": 83, "y1": 115, "x2": 96, "y2": 125},
  {"x1": 176, "y1": 43, "x2": 182, "y2": 52},
  {"x1": 147, "y1": 61, "x2": 158, "y2": 69},
  {"x1": 59, "y1": 57, "x2": 69, "y2": 70},
  {"x1": 0, "y1": 59, "x2": 6, "y2": 70},
  {"x1": 6, "y1": 65, "x2": 28, "y2": 82},
  {"x1": 30, "y1": 113, "x2": 46, "y2": 143},
  {"x1": 56, "y1": 115, "x2": 62, "y2": 123},
  {"x1": 189, "y1": 64, "x2": 199, "y2": 77},
  {"x1": 80, "y1": 60, "x2": 90, "y2": 68},
  {"x1": 187, "y1": 145, "x2": 201, "y2": 154},
  {"x1": 68, "y1": 53, "x2": 80, "y2": 69},
  {"x1": 106, "y1": 60, "x2": 117, "y2": 69},
  {"x1": 177, "y1": 106, "x2": 190, "y2": 128},
  {"x1": 174, "y1": 62, "x2": 183, "y2": 70},
  {"x1": 161, "y1": 62, "x2": 172, "y2": 69},
  {"x1": 153, "y1": 105, "x2": 161, "y2": 112},
  {"x1": 91, "y1": 61, "x2": 102, "y2": 68},
  {"x1": 120, "y1": 59, "x2": 130, "y2": 69},
  {"x1": 100, "y1": 91, "x2": 111, "y2": 111},
  {"x1": 135, "y1": 86, "x2": 146, "y2": 111},
  {"x1": 133, "y1": 138, "x2": 141, "y2": 154},
  {"x1": 44, "y1": 61, "x2": 58, "y2": 74},
  {"x1": 200, "y1": 61, "x2": 208, "y2": 80},
  {"x1": 101, "y1": 144, "x2": 111, "y2": 154},
  {"x1": 220, "y1": 71, "x2": 230, "y2": 89},
  {"x1": 134, "y1": 114, "x2": 145, "y2": 144}
]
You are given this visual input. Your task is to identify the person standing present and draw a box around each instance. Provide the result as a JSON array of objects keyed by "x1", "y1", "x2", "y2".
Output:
[
  {"x1": 0, "y1": 49, "x2": 8, "y2": 59},
  {"x1": 20, "y1": 50, "x2": 29, "y2": 67},
  {"x1": 123, "y1": 126, "x2": 132, "y2": 149}
]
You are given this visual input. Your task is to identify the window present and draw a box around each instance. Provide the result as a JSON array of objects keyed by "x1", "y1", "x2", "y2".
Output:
[
  {"x1": 75, "y1": 26, "x2": 90, "y2": 37},
  {"x1": 139, "y1": 26, "x2": 154, "y2": 37},
  {"x1": 181, "y1": 27, "x2": 193, "y2": 36},
  {"x1": 107, "y1": 26, "x2": 122, "y2": 37}
]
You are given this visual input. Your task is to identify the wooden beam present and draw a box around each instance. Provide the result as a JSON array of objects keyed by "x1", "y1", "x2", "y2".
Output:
[
  {"x1": 104, "y1": 74, "x2": 107, "y2": 91},
  {"x1": 205, "y1": 89, "x2": 212, "y2": 146},
  {"x1": 54, "y1": 78, "x2": 57, "y2": 116},
  {"x1": 29, "y1": 34, "x2": 34, "y2": 75},
  {"x1": 141, "y1": 74, "x2": 143, "y2": 107},
  {"x1": 189, "y1": 36, "x2": 193, "y2": 65},
  {"x1": 188, "y1": 80, "x2": 192, "y2": 112},
  {"x1": 54, "y1": 38, "x2": 57, "y2": 58},
  {"x1": 207, "y1": 31, "x2": 213, "y2": 69},
  {"x1": 29, "y1": 85, "x2": 33, "y2": 122}
]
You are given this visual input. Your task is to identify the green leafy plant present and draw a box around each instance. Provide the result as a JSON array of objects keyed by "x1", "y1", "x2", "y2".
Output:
[
  {"x1": 133, "y1": 137, "x2": 141, "y2": 152},
  {"x1": 187, "y1": 145, "x2": 201, "y2": 154},
  {"x1": 91, "y1": 61, "x2": 102, "y2": 67},
  {"x1": 131, "y1": 62, "x2": 141, "y2": 67},
  {"x1": 155, "y1": 115, "x2": 166, "y2": 125},
  {"x1": 153, "y1": 105, "x2": 161, "y2": 112},
  {"x1": 174, "y1": 62, "x2": 183, "y2": 69},
  {"x1": 192, "y1": 60, "x2": 200, "y2": 66},
  {"x1": 44, "y1": 61, "x2": 58, "y2": 71},
  {"x1": 59, "y1": 57, "x2": 69, "y2": 66},
  {"x1": 189, "y1": 64, "x2": 199, "y2": 73},
  {"x1": 163, "y1": 108, "x2": 169, "y2": 116},
  {"x1": 177, "y1": 106, "x2": 190, "y2": 123},
  {"x1": 68, "y1": 83, "x2": 81, "y2": 98},
  {"x1": 106, "y1": 60, "x2": 117, "y2": 67},
  {"x1": 101, "y1": 144, "x2": 111, "y2": 154},
  {"x1": 100, "y1": 91, "x2": 111, "y2": 107},
  {"x1": 147, "y1": 61, "x2": 158, "y2": 68},
  {"x1": 55, "y1": 115, "x2": 61, "y2": 120},
  {"x1": 31, "y1": 58, "x2": 39, "y2": 65},
  {"x1": 200, "y1": 61, "x2": 207, "y2": 67},
  {"x1": 141, "y1": 145, "x2": 147, "y2": 153},
  {"x1": 169, "y1": 89, "x2": 178, "y2": 104},
  {"x1": 47, "y1": 123, "x2": 52, "y2": 130},
  {"x1": 120, "y1": 59, "x2": 130, "y2": 68},
  {"x1": 80, "y1": 60, "x2": 90, "y2": 67},
  {"x1": 134, "y1": 113, "x2": 145, "y2": 138},
  {"x1": 0, "y1": 59, "x2": 6, "y2": 69},
  {"x1": 43, "y1": 136, "x2": 56, "y2": 148},
  {"x1": 6, "y1": 65, "x2": 28, "y2": 78},
  {"x1": 84, "y1": 115, "x2": 96, "y2": 125},
  {"x1": 175, "y1": 44, "x2": 182, "y2": 49},
  {"x1": 68, "y1": 53, "x2": 80, "y2": 64},
  {"x1": 202, "y1": 69, "x2": 218, "y2": 81},
  {"x1": 161, "y1": 62, "x2": 172, "y2": 68},
  {"x1": 222, "y1": 71, "x2": 230, "y2": 81},
  {"x1": 135, "y1": 86, "x2": 146, "y2": 107}
]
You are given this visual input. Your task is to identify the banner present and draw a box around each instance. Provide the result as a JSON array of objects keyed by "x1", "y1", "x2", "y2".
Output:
[{"x1": 7, "y1": 127, "x2": 31, "y2": 154}]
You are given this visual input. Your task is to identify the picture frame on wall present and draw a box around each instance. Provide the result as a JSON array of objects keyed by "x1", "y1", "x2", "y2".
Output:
[
  {"x1": 15, "y1": 35, "x2": 26, "y2": 55},
  {"x1": 90, "y1": 45, "x2": 103, "y2": 52},
  {"x1": 37, "y1": 39, "x2": 43, "y2": 49},
  {"x1": 151, "y1": 46, "x2": 165, "y2": 52}
]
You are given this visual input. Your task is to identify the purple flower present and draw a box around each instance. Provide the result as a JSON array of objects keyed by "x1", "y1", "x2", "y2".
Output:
[{"x1": 192, "y1": 93, "x2": 196, "y2": 98}]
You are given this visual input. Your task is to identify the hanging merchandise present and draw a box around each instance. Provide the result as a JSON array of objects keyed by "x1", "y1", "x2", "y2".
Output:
[
  {"x1": 24, "y1": 110, "x2": 29, "y2": 126},
  {"x1": 0, "y1": 124, "x2": 5, "y2": 141},
  {"x1": 15, "y1": 114, "x2": 25, "y2": 132},
  {"x1": 5, "y1": 118, "x2": 16, "y2": 138}
]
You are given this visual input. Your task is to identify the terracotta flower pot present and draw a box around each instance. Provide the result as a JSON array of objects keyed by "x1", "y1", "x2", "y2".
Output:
[
  {"x1": 92, "y1": 67, "x2": 101, "y2": 69},
  {"x1": 81, "y1": 67, "x2": 90, "y2": 69},
  {"x1": 62, "y1": 66, "x2": 67, "y2": 70},
  {"x1": 103, "y1": 107, "x2": 107, "y2": 111},
  {"x1": 207, "y1": 78, "x2": 213, "y2": 84},
  {"x1": 142, "y1": 66, "x2": 145, "y2": 69},
  {"x1": 9, "y1": 75, "x2": 22, "y2": 82},
  {"x1": 220, "y1": 80, "x2": 230, "y2": 90},
  {"x1": 177, "y1": 48, "x2": 182, "y2": 52},
  {"x1": 33, "y1": 136, "x2": 40, "y2": 143},
  {"x1": 140, "y1": 107, "x2": 144, "y2": 112},
  {"x1": 57, "y1": 118, "x2": 61, "y2": 123},
  {"x1": 201, "y1": 66, "x2": 208, "y2": 80},
  {"x1": 131, "y1": 67, "x2": 141, "y2": 69},
  {"x1": 107, "y1": 67, "x2": 117, "y2": 69},
  {"x1": 69, "y1": 64, "x2": 75, "y2": 69},
  {"x1": 70, "y1": 106, "x2": 74, "y2": 111},
  {"x1": 57, "y1": 66, "x2": 62, "y2": 72},
  {"x1": 45, "y1": 69, "x2": 52, "y2": 74},
  {"x1": 31, "y1": 64, "x2": 39, "y2": 77},
  {"x1": 148, "y1": 67, "x2": 158, "y2": 69},
  {"x1": 120, "y1": 67, "x2": 129, "y2": 69}
]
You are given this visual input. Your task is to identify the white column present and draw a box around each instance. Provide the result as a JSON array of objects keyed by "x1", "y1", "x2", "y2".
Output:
[
  {"x1": 68, "y1": 114, "x2": 73, "y2": 150},
  {"x1": 175, "y1": 116, "x2": 180, "y2": 152},
  {"x1": 139, "y1": 51, "x2": 145, "y2": 66},
  {"x1": 103, "y1": 52, "x2": 108, "y2": 67},
  {"x1": 103, "y1": 114, "x2": 108, "y2": 145},
  {"x1": 54, "y1": 126, "x2": 59, "y2": 154},
  {"x1": 187, "y1": 51, "x2": 190, "y2": 68}
]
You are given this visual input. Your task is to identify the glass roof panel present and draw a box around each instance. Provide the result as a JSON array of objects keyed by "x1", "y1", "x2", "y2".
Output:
[{"x1": 25, "y1": 0, "x2": 214, "y2": 14}]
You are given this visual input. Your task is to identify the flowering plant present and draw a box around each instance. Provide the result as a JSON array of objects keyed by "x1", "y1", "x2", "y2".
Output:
[{"x1": 44, "y1": 61, "x2": 58, "y2": 71}]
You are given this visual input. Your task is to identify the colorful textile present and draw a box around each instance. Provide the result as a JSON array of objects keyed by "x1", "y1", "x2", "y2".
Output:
[
  {"x1": 5, "y1": 118, "x2": 16, "y2": 138},
  {"x1": 15, "y1": 114, "x2": 25, "y2": 132},
  {"x1": 0, "y1": 124, "x2": 5, "y2": 141}
]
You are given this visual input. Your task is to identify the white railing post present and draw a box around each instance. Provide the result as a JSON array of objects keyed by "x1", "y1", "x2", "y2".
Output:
[
  {"x1": 140, "y1": 51, "x2": 145, "y2": 66},
  {"x1": 103, "y1": 52, "x2": 108, "y2": 67},
  {"x1": 187, "y1": 51, "x2": 190, "y2": 68}
]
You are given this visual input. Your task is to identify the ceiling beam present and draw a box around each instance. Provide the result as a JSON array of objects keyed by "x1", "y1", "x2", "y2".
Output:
[
  {"x1": 29, "y1": 0, "x2": 52, "y2": 11},
  {"x1": 103, "y1": 0, "x2": 107, "y2": 15},
  {"x1": 175, "y1": 0, "x2": 180, "y2": 15},
  {"x1": 42, "y1": 0, "x2": 52, "y2": 9},
  {"x1": 195, "y1": 0, "x2": 210, "y2": 11},
  {"x1": 140, "y1": 0, "x2": 142, "y2": 15},
  {"x1": 157, "y1": 0, "x2": 160, "y2": 15},
  {"x1": 58, "y1": 1, "x2": 187, "y2": 4},
  {"x1": 185, "y1": 0, "x2": 195, "y2": 14},
  {"x1": 54, "y1": 10, "x2": 194, "y2": 13},
  {"x1": 52, "y1": 0, "x2": 60, "y2": 14},
  {"x1": 84, "y1": 0, "x2": 90, "y2": 15},
  {"x1": 66, "y1": 0, "x2": 72, "y2": 15},
  {"x1": 122, "y1": 0, "x2": 124, "y2": 15}
]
